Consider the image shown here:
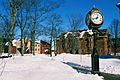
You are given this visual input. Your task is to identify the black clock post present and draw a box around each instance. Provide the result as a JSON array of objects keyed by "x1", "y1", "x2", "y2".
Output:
[
  {"x1": 91, "y1": 29, "x2": 99, "y2": 74},
  {"x1": 85, "y1": 7, "x2": 104, "y2": 75}
]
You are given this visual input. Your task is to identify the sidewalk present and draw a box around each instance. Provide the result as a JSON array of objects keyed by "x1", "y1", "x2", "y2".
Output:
[{"x1": 0, "y1": 55, "x2": 79, "y2": 80}]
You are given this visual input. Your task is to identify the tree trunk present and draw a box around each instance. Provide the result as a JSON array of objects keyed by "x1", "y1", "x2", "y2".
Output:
[
  {"x1": 32, "y1": 21, "x2": 36, "y2": 55},
  {"x1": 8, "y1": 0, "x2": 23, "y2": 55},
  {"x1": 50, "y1": 27, "x2": 53, "y2": 57},
  {"x1": 32, "y1": 1, "x2": 37, "y2": 55},
  {"x1": 8, "y1": 15, "x2": 14, "y2": 55},
  {"x1": 54, "y1": 37, "x2": 57, "y2": 56},
  {"x1": 20, "y1": 31, "x2": 24, "y2": 56},
  {"x1": 50, "y1": 37, "x2": 52, "y2": 57},
  {"x1": 32, "y1": 40, "x2": 35, "y2": 55},
  {"x1": 24, "y1": 37, "x2": 28, "y2": 54},
  {"x1": 0, "y1": 37, "x2": 3, "y2": 56},
  {"x1": 114, "y1": 39, "x2": 117, "y2": 56}
]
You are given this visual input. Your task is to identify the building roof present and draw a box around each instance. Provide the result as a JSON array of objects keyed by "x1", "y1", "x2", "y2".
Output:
[
  {"x1": 40, "y1": 40, "x2": 51, "y2": 45},
  {"x1": 35, "y1": 41, "x2": 41, "y2": 44},
  {"x1": 61, "y1": 29, "x2": 93, "y2": 39},
  {"x1": 35, "y1": 40, "x2": 51, "y2": 45},
  {"x1": 5, "y1": 39, "x2": 18, "y2": 46},
  {"x1": 57, "y1": 29, "x2": 109, "y2": 40}
]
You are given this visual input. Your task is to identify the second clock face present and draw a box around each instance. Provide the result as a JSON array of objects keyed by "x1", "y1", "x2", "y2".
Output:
[{"x1": 91, "y1": 12, "x2": 103, "y2": 25}]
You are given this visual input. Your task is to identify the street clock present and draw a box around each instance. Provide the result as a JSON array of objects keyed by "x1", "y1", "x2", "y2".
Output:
[
  {"x1": 86, "y1": 7, "x2": 104, "y2": 29},
  {"x1": 85, "y1": 7, "x2": 104, "y2": 74}
]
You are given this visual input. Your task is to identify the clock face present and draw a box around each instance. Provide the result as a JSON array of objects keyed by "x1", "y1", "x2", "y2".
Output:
[{"x1": 91, "y1": 12, "x2": 103, "y2": 25}]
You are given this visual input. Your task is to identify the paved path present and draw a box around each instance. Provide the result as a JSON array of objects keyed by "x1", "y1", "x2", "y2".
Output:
[{"x1": 0, "y1": 55, "x2": 79, "y2": 80}]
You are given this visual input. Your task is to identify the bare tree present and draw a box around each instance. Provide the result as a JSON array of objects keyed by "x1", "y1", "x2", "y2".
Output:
[
  {"x1": 16, "y1": 0, "x2": 31, "y2": 56},
  {"x1": 0, "y1": 14, "x2": 10, "y2": 55},
  {"x1": 108, "y1": 19, "x2": 120, "y2": 56},
  {"x1": 8, "y1": 0, "x2": 23, "y2": 54},
  {"x1": 67, "y1": 13, "x2": 84, "y2": 54},
  {"x1": 0, "y1": 15, "x2": 10, "y2": 40},
  {"x1": 29, "y1": 0, "x2": 63, "y2": 55},
  {"x1": 0, "y1": 0, "x2": 63, "y2": 55},
  {"x1": 0, "y1": 25, "x2": 3, "y2": 55},
  {"x1": 68, "y1": 13, "x2": 83, "y2": 32},
  {"x1": 46, "y1": 13, "x2": 63, "y2": 56}
]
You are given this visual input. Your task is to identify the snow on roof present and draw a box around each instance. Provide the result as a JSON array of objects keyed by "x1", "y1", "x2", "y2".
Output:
[
  {"x1": 63, "y1": 30, "x2": 93, "y2": 39},
  {"x1": 35, "y1": 41, "x2": 39, "y2": 43},
  {"x1": 64, "y1": 32, "x2": 72, "y2": 38},
  {"x1": 5, "y1": 42, "x2": 9, "y2": 46},
  {"x1": 35, "y1": 41, "x2": 40, "y2": 44},
  {"x1": 12, "y1": 39, "x2": 17, "y2": 46},
  {"x1": 80, "y1": 30, "x2": 93, "y2": 38},
  {"x1": 80, "y1": 31, "x2": 86, "y2": 38},
  {"x1": 5, "y1": 39, "x2": 18, "y2": 46},
  {"x1": 87, "y1": 29, "x2": 93, "y2": 35}
]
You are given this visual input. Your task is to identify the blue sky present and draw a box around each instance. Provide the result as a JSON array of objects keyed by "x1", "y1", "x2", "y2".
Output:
[
  {"x1": 0, "y1": 0, "x2": 120, "y2": 41},
  {"x1": 0, "y1": 0, "x2": 119, "y2": 30},
  {"x1": 55, "y1": 0, "x2": 120, "y2": 30}
]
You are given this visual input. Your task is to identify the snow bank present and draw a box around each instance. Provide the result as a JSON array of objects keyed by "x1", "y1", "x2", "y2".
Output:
[
  {"x1": 0, "y1": 54, "x2": 104, "y2": 80},
  {"x1": 77, "y1": 73, "x2": 104, "y2": 80},
  {"x1": 55, "y1": 53, "x2": 120, "y2": 75},
  {"x1": 0, "y1": 54, "x2": 78, "y2": 80},
  {"x1": 100, "y1": 59, "x2": 120, "y2": 74}
]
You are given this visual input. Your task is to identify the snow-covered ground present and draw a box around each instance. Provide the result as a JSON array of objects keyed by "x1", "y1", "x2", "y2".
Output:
[
  {"x1": 54, "y1": 53, "x2": 120, "y2": 75},
  {"x1": 0, "y1": 54, "x2": 104, "y2": 80}
]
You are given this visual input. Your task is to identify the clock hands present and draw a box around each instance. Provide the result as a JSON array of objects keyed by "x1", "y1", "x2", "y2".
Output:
[
  {"x1": 92, "y1": 14, "x2": 99, "y2": 21},
  {"x1": 95, "y1": 16, "x2": 98, "y2": 19},
  {"x1": 91, "y1": 12, "x2": 103, "y2": 25}
]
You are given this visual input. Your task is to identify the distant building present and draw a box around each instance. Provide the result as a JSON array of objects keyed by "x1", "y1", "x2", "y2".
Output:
[
  {"x1": 1, "y1": 37, "x2": 51, "y2": 55},
  {"x1": 111, "y1": 38, "x2": 120, "y2": 54},
  {"x1": 3, "y1": 39, "x2": 18, "y2": 54},
  {"x1": 15, "y1": 39, "x2": 31, "y2": 54},
  {"x1": 34, "y1": 40, "x2": 51, "y2": 54},
  {"x1": 56, "y1": 29, "x2": 112, "y2": 55},
  {"x1": 16, "y1": 39, "x2": 51, "y2": 54},
  {"x1": 34, "y1": 41, "x2": 41, "y2": 54}
]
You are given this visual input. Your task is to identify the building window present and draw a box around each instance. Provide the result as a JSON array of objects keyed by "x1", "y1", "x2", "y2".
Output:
[
  {"x1": 35, "y1": 48, "x2": 37, "y2": 51},
  {"x1": 89, "y1": 44, "x2": 91, "y2": 47}
]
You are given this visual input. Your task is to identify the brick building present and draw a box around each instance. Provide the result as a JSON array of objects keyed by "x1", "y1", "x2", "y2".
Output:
[
  {"x1": 16, "y1": 39, "x2": 31, "y2": 54},
  {"x1": 1, "y1": 38, "x2": 31, "y2": 54},
  {"x1": 15, "y1": 40, "x2": 51, "y2": 54},
  {"x1": 16, "y1": 40, "x2": 51, "y2": 54},
  {"x1": 34, "y1": 40, "x2": 51, "y2": 54},
  {"x1": 2, "y1": 39, "x2": 20, "y2": 54},
  {"x1": 56, "y1": 29, "x2": 112, "y2": 55},
  {"x1": 111, "y1": 38, "x2": 120, "y2": 54}
]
